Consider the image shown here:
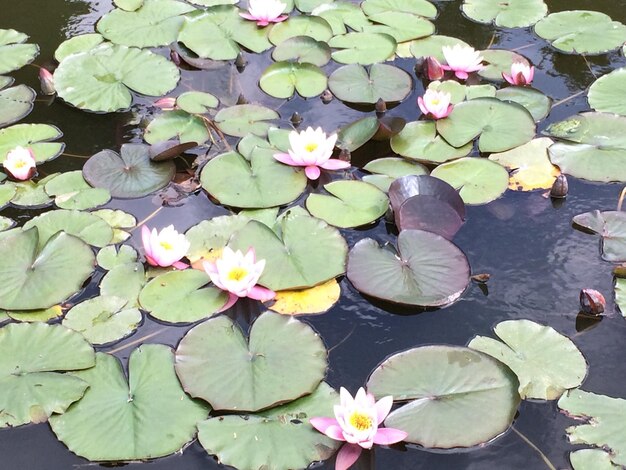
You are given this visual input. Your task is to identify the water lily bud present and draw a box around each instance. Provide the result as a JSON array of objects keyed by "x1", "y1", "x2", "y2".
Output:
[
  {"x1": 153, "y1": 97, "x2": 176, "y2": 110},
  {"x1": 321, "y1": 89, "x2": 333, "y2": 104},
  {"x1": 579, "y1": 288, "x2": 606, "y2": 316},
  {"x1": 550, "y1": 174, "x2": 568, "y2": 198},
  {"x1": 290, "y1": 112, "x2": 303, "y2": 127},
  {"x1": 169, "y1": 50, "x2": 181, "y2": 66},
  {"x1": 375, "y1": 98, "x2": 387, "y2": 114},
  {"x1": 426, "y1": 56, "x2": 444, "y2": 80},
  {"x1": 236, "y1": 93, "x2": 249, "y2": 105},
  {"x1": 39, "y1": 68, "x2": 55, "y2": 95},
  {"x1": 235, "y1": 52, "x2": 247, "y2": 71}
]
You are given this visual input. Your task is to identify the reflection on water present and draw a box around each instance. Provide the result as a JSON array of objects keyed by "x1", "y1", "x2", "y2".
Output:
[{"x1": 2, "y1": 0, "x2": 626, "y2": 469}]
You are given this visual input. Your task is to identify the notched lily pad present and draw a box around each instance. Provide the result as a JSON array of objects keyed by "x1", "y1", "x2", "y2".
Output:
[
  {"x1": 572, "y1": 211, "x2": 626, "y2": 262},
  {"x1": 328, "y1": 63, "x2": 412, "y2": 104},
  {"x1": 0, "y1": 29, "x2": 39, "y2": 74}
]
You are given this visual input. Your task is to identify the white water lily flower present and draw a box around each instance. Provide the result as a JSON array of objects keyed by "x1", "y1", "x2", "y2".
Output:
[
  {"x1": 441, "y1": 44, "x2": 484, "y2": 80},
  {"x1": 239, "y1": 0, "x2": 288, "y2": 26},
  {"x1": 3, "y1": 146, "x2": 36, "y2": 180},
  {"x1": 141, "y1": 225, "x2": 190, "y2": 269}
]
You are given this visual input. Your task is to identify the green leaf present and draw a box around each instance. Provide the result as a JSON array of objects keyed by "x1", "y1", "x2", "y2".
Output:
[
  {"x1": 268, "y1": 15, "x2": 333, "y2": 45},
  {"x1": 176, "y1": 91, "x2": 219, "y2": 114},
  {"x1": 363, "y1": 157, "x2": 429, "y2": 192},
  {"x1": 0, "y1": 123, "x2": 64, "y2": 164},
  {"x1": 328, "y1": 63, "x2": 412, "y2": 104},
  {"x1": 336, "y1": 116, "x2": 379, "y2": 151},
  {"x1": 364, "y1": 12, "x2": 434, "y2": 43},
  {"x1": 462, "y1": 0, "x2": 547, "y2": 28},
  {"x1": 8, "y1": 175, "x2": 56, "y2": 208},
  {"x1": 391, "y1": 121, "x2": 472, "y2": 163},
  {"x1": 572, "y1": 211, "x2": 626, "y2": 262},
  {"x1": 478, "y1": 49, "x2": 531, "y2": 81},
  {"x1": 329, "y1": 32, "x2": 397, "y2": 65},
  {"x1": 496, "y1": 86, "x2": 551, "y2": 121},
  {"x1": 50, "y1": 345, "x2": 210, "y2": 461},
  {"x1": 311, "y1": 2, "x2": 370, "y2": 35},
  {"x1": 100, "y1": 262, "x2": 146, "y2": 307},
  {"x1": 144, "y1": 110, "x2": 210, "y2": 145},
  {"x1": 570, "y1": 449, "x2": 619, "y2": 470},
  {"x1": 185, "y1": 214, "x2": 251, "y2": 263},
  {"x1": 367, "y1": 345, "x2": 520, "y2": 448},
  {"x1": 96, "y1": 244, "x2": 138, "y2": 270},
  {"x1": 0, "y1": 29, "x2": 39, "y2": 74},
  {"x1": 0, "y1": 323, "x2": 95, "y2": 427},
  {"x1": 175, "y1": 312, "x2": 327, "y2": 411},
  {"x1": 54, "y1": 33, "x2": 105, "y2": 62},
  {"x1": 361, "y1": 0, "x2": 437, "y2": 18},
  {"x1": 409, "y1": 35, "x2": 470, "y2": 62},
  {"x1": 44, "y1": 171, "x2": 111, "y2": 210},
  {"x1": 215, "y1": 104, "x2": 279, "y2": 138},
  {"x1": 0, "y1": 85, "x2": 35, "y2": 128},
  {"x1": 259, "y1": 62, "x2": 328, "y2": 99},
  {"x1": 588, "y1": 68, "x2": 626, "y2": 116},
  {"x1": 92, "y1": 209, "x2": 136, "y2": 244},
  {"x1": 5, "y1": 305, "x2": 63, "y2": 323},
  {"x1": 616, "y1": 278, "x2": 626, "y2": 318},
  {"x1": 272, "y1": 36, "x2": 331, "y2": 66},
  {"x1": 469, "y1": 319, "x2": 587, "y2": 400},
  {"x1": 23, "y1": 209, "x2": 113, "y2": 248}
]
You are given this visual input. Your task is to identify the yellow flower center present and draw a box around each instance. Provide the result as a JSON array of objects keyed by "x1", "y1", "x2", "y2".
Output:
[
  {"x1": 228, "y1": 267, "x2": 248, "y2": 281},
  {"x1": 14, "y1": 160, "x2": 26, "y2": 169},
  {"x1": 348, "y1": 411, "x2": 373, "y2": 432},
  {"x1": 160, "y1": 241, "x2": 173, "y2": 251},
  {"x1": 304, "y1": 142, "x2": 318, "y2": 153},
  {"x1": 431, "y1": 98, "x2": 440, "y2": 105}
]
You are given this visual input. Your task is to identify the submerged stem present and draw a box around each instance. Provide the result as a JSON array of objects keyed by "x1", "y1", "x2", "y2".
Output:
[
  {"x1": 511, "y1": 426, "x2": 557, "y2": 470},
  {"x1": 61, "y1": 152, "x2": 90, "y2": 159},
  {"x1": 551, "y1": 89, "x2": 587, "y2": 109},
  {"x1": 107, "y1": 328, "x2": 167, "y2": 355},
  {"x1": 131, "y1": 206, "x2": 164, "y2": 233},
  {"x1": 618, "y1": 187, "x2": 626, "y2": 211}
]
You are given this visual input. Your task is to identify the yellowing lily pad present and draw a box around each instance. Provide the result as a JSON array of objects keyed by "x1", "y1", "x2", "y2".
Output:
[{"x1": 269, "y1": 279, "x2": 341, "y2": 315}]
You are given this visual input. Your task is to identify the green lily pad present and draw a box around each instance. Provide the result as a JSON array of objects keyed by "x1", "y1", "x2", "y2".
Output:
[
  {"x1": 259, "y1": 62, "x2": 327, "y2": 99},
  {"x1": 430, "y1": 157, "x2": 510, "y2": 205},
  {"x1": 185, "y1": 214, "x2": 251, "y2": 263},
  {"x1": 144, "y1": 110, "x2": 209, "y2": 145},
  {"x1": 54, "y1": 42, "x2": 180, "y2": 113},
  {"x1": 23, "y1": 209, "x2": 113, "y2": 248},
  {"x1": 54, "y1": 33, "x2": 105, "y2": 62},
  {"x1": 478, "y1": 49, "x2": 530, "y2": 82},
  {"x1": 0, "y1": 85, "x2": 35, "y2": 128},
  {"x1": 436, "y1": 98, "x2": 535, "y2": 152},
  {"x1": 391, "y1": 121, "x2": 472, "y2": 164},
  {"x1": 558, "y1": 389, "x2": 626, "y2": 467},
  {"x1": 462, "y1": 0, "x2": 547, "y2": 28},
  {"x1": 100, "y1": 262, "x2": 146, "y2": 307},
  {"x1": 96, "y1": 245, "x2": 138, "y2": 270},
  {"x1": 228, "y1": 213, "x2": 347, "y2": 291},
  {"x1": 272, "y1": 36, "x2": 331, "y2": 66},
  {"x1": 363, "y1": 157, "x2": 429, "y2": 192},
  {"x1": 328, "y1": 63, "x2": 412, "y2": 104},
  {"x1": 311, "y1": 2, "x2": 370, "y2": 35},
  {"x1": 361, "y1": 0, "x2": 437, "y2": 18},
  {"x1": 544, "y1": 113, "x2": 626, "y2": 183},
  {"x1": 115, "y1": 0, "x2": 144, "y2": 10},
  {"x1": 0, "y1": 323, "x2": 95, "y2": 427},
  {"x1": 329, "y1": 32, "x2": 396, "y2": 65},
  {"x1": 496, "y1": 86, "x2": 551, "y2": 122},
  {"x1": 367, "y1": 345, "x2": 520, "y2": 448},
  {"x1": 336, "y1": 116, "x2": 379, "y2": 152},
  {"x1": 176, "y1": 91, "x2": 219, "y2": 114},
  {"x1": 0, "y1": 215, "x2": 15, "y2": 231},
  {"x1": 409, "y1": 35, "x2": 470, "y2": 61},
  {"x1": 175, "y1": 312, "x2": 327, "y2": 411},
  {"x1": 5, "y1": 305, "x2": 63, "y2": 323},
  {"x1": 0, "y1": 29, "x2": 39, "y2": 74},
  {"x1": 347, "y1": 229, "x2": 470, "y2": 307},
  {"x1": 50, "y1": 344, "x2": 210, "y2": 461},
  {"x1": 306, "y1": 181, "x2": 389, "y2": 228},
  {"x1": 0, "y1": 183, "x2": 15, "y2": 209},
  {"x1": 268, "y1": 15, "x2": 333, "y2": 45},
  {"x1": 200, "y1": 149, "x2": 307, "y2": 208},
  {"x1": 197, "y1": 382, "x2": 340, "y2": 470},
  {"x1": 617, "y1": 278, "x2": 625, "y2": 318},
  {"x1": 92, "y1": 209, "x2": 136, "y2": 244},
  {"x1": 7, "y1": 174, "x2": 57, "y2": 208},
  {"x1": 97, "y1": 0, "x2": 195, "y2": 47},
  {"x1": 0, "y1": 228, "x2": 95, "y2": 311},
  {"x1": 572, "y1": 211, "x2": 626, "y2": 262},
  {"x1": 427, "y1": 80, "x2": 496, "y2": 104},
  {"x1": 44, "y1": 171, "x2": 111, "y2": 210},
  {"x1": 570, "y1": 449, "x2": 619, "y2": 470},
  {"x1": 63, "y1": 296, "x2": 142, "y2": 345},
  {"x1": 469, "y1": 320, "x2": 587, "y2": 400},
  {"x1": 139, "y1": 270, "x2": 228, "y2": 323},
  {"x1": 215, "y1": 104, "x2": 279, "y2": 138},
  {"x1": 83, "y1": 143, "x2": 175, "y2": 198},
  {"x1": 0, "y1": 123, "x2": 64, "y2": 164},
  {"x1": 364, "y1": 12, "x2": 434, "y2": 43},
  {"x1": 535, "y1": 11, "x2": 626, "y2": 55},
  {"x1": 588, "y1": 68, "x2": 626, "y2": 116}
]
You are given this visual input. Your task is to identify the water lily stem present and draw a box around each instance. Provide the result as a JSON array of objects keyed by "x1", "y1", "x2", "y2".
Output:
[
  {"x1": 61, "y1": 152, "x2": 90, "y2": 159},
  {"x1": 511, "y1": 426, "x2": 557, "y2": 470},
  {"x1": 618, "y1": 187, "x2": 626, "y2": 211},
  {"x1": 551, "y1": 89, "x2": 587, "y2": 109},
  {"x1": 107, "y1": 328, "x2": 167, "y2": 355},
  {"x1": 581, "y1": 54, "x2": 597, "y2": 79},
  {"x1": 131, "y1": 206, "x2": 164, "y2": 233},
  {"x1": 328, "y1": 324, "x2": 356, "y2": 353},
  {"x1": 486, "y1": 33, "x2": 496, "y2": 49}
]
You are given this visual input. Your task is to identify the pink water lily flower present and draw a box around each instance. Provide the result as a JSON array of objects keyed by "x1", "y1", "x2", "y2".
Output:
[
  {"x1": 240, "y1": 0, "x2": 288, "y2": 26},
  {"x1": 502, "y1": 62, "x2": 535, "y2": 86},
  {"x1": 153, "y1": 97, "x2": 177, "y2": 110},
  {"x1": 204, "y1": 246, "x2": 275, "y2": 311},
  {"x1": 39, "y1": 68, "x2": 55, "y2": 95},
  {"x1": 141, "y1": 225, "x2": 190, "y2": 269},
  {"x1": 274, "y1": 127, "x2": 349, "y2": 180},
  {"x1": 418, "y1": 89, "x2": 453, "y2": 119},
  {"x1": 441, "y1": 44, "x2": 484, "y2": 80},
  {"x1": 3, "y1": 146, "x2": 36, "y2": 180},
  {"x1": 310, "y1": 387, "x2": 408, "y2": 470}
]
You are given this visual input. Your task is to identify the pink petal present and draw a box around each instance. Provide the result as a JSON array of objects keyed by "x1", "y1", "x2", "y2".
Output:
[
  {"x1": 319, "y1": 159, "x2": 350, "y2": 170},
  {"x1": 272, "y1": 14, "x2": 288, "y2": 23},
  {"x1": 305, "y1": 165, "x2": 321, "y2": 180},
  {"x1": 256, "y1": 19, "x2": 270, "y2": 26},
  {"x1": 141, "y1": 226, "x2": 151, "y2": 254},
  {"x1": 218, "y1": 292, "x2": 239, "y2": 312},
  {"x1": 310, "y1": 418, "x2": 346, "y2": 441},
  {"x1": 145, "y1": 254, "x2": 158, "y2": 267},
  {"x1": 374, "y1": 395, "x2": 393, "y2": 424},
  {"x1": 203, "y1": 260, "x2": 218, "y2": 275},
  {"x1": 372, "y1": 427, "x2": 408, "y2": 446},
  {"x1": 455, "y1": 70, "x2": 469, "y2": 80},
  {"x1": 173, "y1": 260, "x2": 189, "y2": 270},
  {"x1": 274, "y1": 152, "x2": 300, "y2": 166},
  {"x1": 239, "y1": 12, "x2": 257, "y2": 20},
  {"x1": 417, "y1": 96, "x2": 429, "y2": 116},
  {"x1": 335, "y1": 443, "x2": 362, "y2": 470},
  {"x1": 247, "y1": 285, "x2": 276, "y2": 302}
]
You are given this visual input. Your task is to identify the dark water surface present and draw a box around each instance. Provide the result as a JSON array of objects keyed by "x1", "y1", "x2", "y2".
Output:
[{"x1": 2, "y1": 0, "x2": 626, "y2": 469}]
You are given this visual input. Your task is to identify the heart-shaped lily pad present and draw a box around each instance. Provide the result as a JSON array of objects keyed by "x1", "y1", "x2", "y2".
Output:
[
  {"x1": 197, "y1": 382, "x2": 340, "y2": 470},
  {"x1": 347, "y1": 229, "x2": 470, "y2": 306},
  {"x1": 367, "y1": 345, "x2": 520, "y2": 448},
  {"x1": 272, "y1": 35, "x2": 331, "y2": 66},
  {"x1": 44, "y1": 171, "x2": 111, "y2": 210},
  {"x1": 83, "y1": 143, "x2": 175, "y2": 198},
  {"x1": 391, "y1": 121, "x2": 472, "y2": 164},
  {"x1": 176, "y1": 91, "x2": 219, "y2": 114},
  {"x1": 306, "y1": 180, "x2": 389, "y2": 228},
  {"x1": 100, "y1": 262, "x2": 146, "y2": 307},
  {"x1": 328, "y1": 32, "x2": 397, "y2": 65},
  {"x1": 0, "y1": 124, "x2": 64, "y2": 164},
  {"x1": 23, "y1": 209, "x2": 113, "y2": 249},
  {"x1": 139, "y1": 270, "x2": 228, "y2": 323},
  {"x1": 50, "y1": 344, "x2": 210, "y2": 461},
  {"x1": 462, "y1": 0, "x2": 547, "y2": 28},
  {"x1": 588, "y1": 68, "x2": 626, "y2": 116},
  {"x1": 436, "y1": 98, "x2": 535, "y2": 152},
  {"x1": 6, "y1": 175, "x2": 56, "y2": 208},
  {"x1": 0, "y1": 323, "x2": 94, "y2": 428},
  {"x1": 175, "y1": 312, "x2": 327, "y2": 411},
  {"x1": 336, "y1": 116, "x2": 379, "y2": 152},
  {"x1": 469, "y1": 320, "x2": 587, "y2": 400},
  {"x1": 259, "y1": 62, "x2": 327, "y2": 99},
  {"x1": 185, "y1": 214, "x2": 251, "y2": 264},
  {"x1": 215, "y1": 104, "x2": 279, "y2": 138},
  {"x1": 572, "y1": 211, "x2": 626, "y2": 262},
  {"x1": 268, "y1": 15, "x2": 333, "y2": 45},
  {"x1": 0, "y1": 85, "x2": 35, "y2": 128},
  {"x1": 144, "y1": 110, "x2": 209, "y2": 145},
  {"x1": 228, "y1": 213, "x2": 347, "y2": 291},
  {"x1": 0, "y1": 29, "x2": 39, "y2": 74},
  {"x1": 328, "y1": 63, "x2": 412, "y2": 104},
  {"x1": 54, "y1": 42, "x2": 180, "y2": 112},
  {"x1": 96, "y1": 245, "x2": 138, "y2": 270},
  {"x1": 0, "y1": 228, "x2": 95, "y2": 310}
]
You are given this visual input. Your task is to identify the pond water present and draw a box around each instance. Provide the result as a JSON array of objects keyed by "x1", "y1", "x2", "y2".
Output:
[{"x1": 1, "y1": 0, "x2": 626, "y2": 469}]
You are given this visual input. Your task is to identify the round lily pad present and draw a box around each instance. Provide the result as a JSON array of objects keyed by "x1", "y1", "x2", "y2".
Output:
[
  {"x1": 144, "y1": 110, "x2": 210, "y2": 145},
  {"x1": 535, "y1": 11, "x2": 626, "y2": 55},
  {"x1": 100, "y1": 262, "x2": 146, "y2": 307},
  {"x1": 96, "y1": 245, "x2": 138, "y2": 270},
  {"x1": 176, "y1": 91, "x2": 219, "y2": 114},
  {"x1": 63, "y1": 296, "x2": 142, "y2": 345},
  {"x1": 496, "y1": 86, "x2": 551, "y2": 122},
  {"x1": 430, "y1": 157, "x2": 510, "y2": 205},
  {"x1": 0, "y1": 123, "x2": 64, "y2": 164},
  {"x1": 462, "y1": 0, "x2": 547, "y2": 28},
  {"x1": 185, "y1": 214, "x2": 251, "y2": 264},
  {"x1": 54, "y1": 42, "x2": 180, "y2": 113},
  {"x1": 436, "y1": 98, "x2": 535, "y2": 152},
  {"x1": 272, "y1": 35, "x2": 331, "y2": 66},
  {"x1": 197, "y1": 382, "x2": 340, "y2": 470},
  {"x1": 259, "y1": 62, "x2": 327, "y2": 99},
  {"x1": 363, "y1": 12, "x2": 434, "y2": 43},
  {"x1": 469, "y1": 320, "x2": 587, "y2": 400},
  {"x1": 347, "y1": 229, "x2": 470, "y2": 306},
  {"x1": 139, "y1": 270, "x2": 228, "y2": 323},
  {"x1": 6, "y1": 175, "x2": 55, "y2": 208},
  {"x1": 588, "y1": 68, "x2": 626, "y2": 116},
  {"x1": 23, "y1": 209, "x2": 113, "y2": 248},
  {"x1": 268, "y1": 15, "x2": 333, "y2": 45},
  {"x1": 83, "y1": 143, "x2": 175, "y2": 198},
  {"x1": 0, "y1": 85, "x2": 35, "y2": 129},
  {"x1": 616, "y1": 278, "x2": 625, "y2": 318},
  {"x1": 175, "y1": 312, "x2": 327, "y2": 411},
  {"x1": 328, "y1": 63, "x2": 412, "y2": 104},
  {"x1": 44, "y1": 171, "x2": 111, "y2": 210},
  {"x1": 390, "y1": 121, "x2": 472, "y2": 164},
  {"x1": 367, "y1": 345, "x2": 520, "y2": 448},
  {"x1": 54, "y1": 33, "x2": 105, "y2": 62},
  {"x1": 200, "y1": 149, "x2": 307, "y2": 208},
  {"x1": 49, "y1": 345, "x2": 210, "y2": 461},
  {"x1": 0, "y1": 228, "x2": 95, "y2": 310},
  {"x1": 306, "y1": 180, "x2": 389, "y2": 228},
  {"x1": 214, "y1": 104, "x2": 279, "y2": 138},
  {"x1": 0, "y1": 29, "x2": 39, "y2": 74},
  {"x1": 328, "y1": 32, "x2": 397, "y2": 65},
  {"x1": 0, "y1": 323, "x2": 95, "y2": 428}
]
